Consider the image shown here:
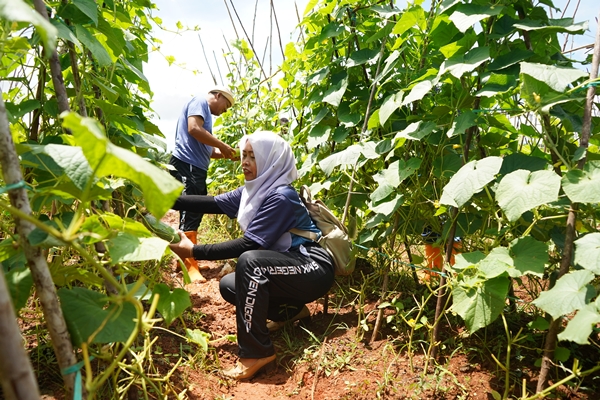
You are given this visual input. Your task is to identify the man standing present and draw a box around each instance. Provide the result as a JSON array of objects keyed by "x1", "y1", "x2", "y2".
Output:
[{"x1": 169, "y1": 86, "x2": 236, "y2": 282}]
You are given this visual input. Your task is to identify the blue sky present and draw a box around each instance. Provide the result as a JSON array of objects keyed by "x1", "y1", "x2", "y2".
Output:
[{"x1": 144, "y1": 0, "x2": 599, "y2": 152}]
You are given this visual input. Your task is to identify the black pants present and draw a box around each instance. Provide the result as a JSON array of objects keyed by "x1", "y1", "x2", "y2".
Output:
[
  {"x1": 219, "y1": 245, "x2": 334, "y2": 359},
  {"x1": 169, "y1": 156, "x2": 207, "y2": 231}
]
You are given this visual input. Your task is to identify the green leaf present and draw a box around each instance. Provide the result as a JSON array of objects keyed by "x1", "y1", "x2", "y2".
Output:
[
  {"x1": 451, "y1": 275, "x2": 510, "y2": 333},
  {"x1": 562, "y1": 161, "x2": 600, "y2": 204},
  {"x1": 370, "y1": 194, "x2": 404, "y2": 217},
  {"x1": 513, "y1": 18, "x2": 588, "y2": 34},
  {"x1": 319, "y1": 142, "x2": 379, "y2": 176},
  {"x1": 153, "y1": 283, "x2": 191, "y2": 326},
  {"x1": 558, "y1": 303, "x2": 600, "y2": 344},
  {"x1": 24, "y1": 144, "x2": 93, "y2": 191},
  {"x1": 375, "y1": 51, "x2": 401, "y2": 84},
  {"x1": 574, "y1": 233, "x2": 600, "y2": 274},
  {"x1": 509, "y1": 236, "x2": 548, "y2": 277},
  {"x1": 318, "y1": 22, "x2": 345, "y2": 41},
  {"x1": 499, "y1": 153, "x2": 548, "y2": 175},
  {"x1": 532, "y1": 270, "x2": 595, "y2": 319},
  {"x1": 394, "y1": 121, "x2": 436, "y2": 142},
  {"x1": 402, "y1": 80, "x2": 434, "y2": 106},
  {"x1": 475, "y1": 73, "x2": 517, "y2": 97},
  {"x1": 73, "y1": 0, "x2": 98, "y2": 26},
  {"x1": 528, "y1": 316, "x2": 549, "y2": 331},
  {"x1": 6, "y1": 266, "x2": 33, "y2": 312},
  {"x1": 496, "y1": 170, "x2": 560, "y2": 222},
  {"x1": 379, "y1": 91, "x2": 404, "y2": 125},
  {"x1": 520, "y1": 62, "x2": 588, "y2": 93},
  {"x1": 449, "y1": 4, "x2": 503, "y2": 33},
  {"x1": 392, "y1": 7, "x2": 426, "y2": 34},
  {"x1": 58, "y1": 287, "x2": 136, "y2": 347},
  {"x1": 51, "y1": 19, "x2": 81, "y2": 47},
  {"x1": 453, "y1": 251, "x2": 486, "y2": 270},
  {"x1": 347, "y1": 49, "x2": 379, "y2": 67},
  {"x1": 106, "y1": 233, "x2": 169, "y2": 265},
  {"x1": 62, "y1": 112, "x2": 182, "y2": 218},
  {"x1": 74, "y1": 25, "x2": 112, "y2": 67},
  {"x1": 307, "y1": 124, "x2": 331, "y2": 150},
  {"x1": 186, "y1": 328, "x2": 210, "y2": 352},
  {"x1": 441, "y1": 46, "x2": 490, "y2": 79},
  {"x1": 372, "y1": 158, "x2": 421, "y2": 203},
  {"x1": 488, "y1": 49, "x2": 533, "y2": 71},
  {"x1": 478, "y1": 248, "x2": 512, "y2": 279},
  {"x1": 0, "y1": 0, "x2": 58, "y2": 56},
  {"x1": 447, "y1": 111, "x2": 476, "y2": 137},
  {"x1": 322, "y1": 74, "x2": 348, "y2": 107},
  {"x1": 440, "y1": 156, "x2": 502, "y2": 208},
  {"x1": 4, "y1": 99, "x2": 40, "y2": 120},
  {"x1": 338, "y1": 102, "x2": 361, "y2": 127}
]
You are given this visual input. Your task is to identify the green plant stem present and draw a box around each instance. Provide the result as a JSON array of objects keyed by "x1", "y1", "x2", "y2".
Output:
[
  {"x1": 525, "y1": 362, "x2": 600, "y2": 400},
  {"x1": 86, "y1": 284, "x2": 155, "y2": 396}
]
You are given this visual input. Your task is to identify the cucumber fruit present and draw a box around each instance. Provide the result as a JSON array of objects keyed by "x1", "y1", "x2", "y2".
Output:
[{"x1": 140, "y1": 213, "x2": 181, "y2": 243}]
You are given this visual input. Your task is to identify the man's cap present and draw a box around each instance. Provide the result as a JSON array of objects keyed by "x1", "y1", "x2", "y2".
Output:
[{"x1": 209, "y1": 86, "x2": 235, "y2": 107}]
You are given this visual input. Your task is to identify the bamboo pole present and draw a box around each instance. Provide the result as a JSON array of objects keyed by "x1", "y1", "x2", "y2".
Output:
[
  {"x1": 228, "y1": 0, "x2": 269, "y2": 83},
  {"x1": 0, "y1": 92, "x2": 78, "y2": 399},
  {"x1": 33, "y1": 0, "x2": 69, "y2": 114},
  {"x1": 536, "y1": 10, "x2": 600, "y2": 393},
  {"x1": 271, "y1": 0, "x2": 286, "y2": 59},
  {"x1": 198, "y1": 33, "x2": 217, "y2": 85},
  {"x1": 0, "y1": 266, "x2": 41, "y2": 400}
]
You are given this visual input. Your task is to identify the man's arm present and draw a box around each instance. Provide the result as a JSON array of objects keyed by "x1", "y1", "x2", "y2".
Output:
[{"x1": 187, "y1": 115, "x2": 235, "y2": 159}]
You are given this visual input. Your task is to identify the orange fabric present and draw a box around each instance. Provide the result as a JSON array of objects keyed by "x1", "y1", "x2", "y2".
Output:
[
  {"x1": 183, "y1": 231, "x2": 205, "y2": 282},
  {"x1": 424, "y1": 242, "x2": 461, "y2": 279}
]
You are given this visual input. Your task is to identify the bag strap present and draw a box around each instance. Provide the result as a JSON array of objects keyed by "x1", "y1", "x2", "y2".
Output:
[
  {"x1": 289, "y1": 228, "x2": 319, "y2": 242},
  {"x1": 299, "y1": 185, "x2": 312, "y2": 204}
]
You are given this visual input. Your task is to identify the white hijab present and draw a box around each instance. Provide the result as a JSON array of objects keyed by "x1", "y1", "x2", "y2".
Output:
[{"x1": 237, "y1": 131, "x2": 298, "y2": 231}]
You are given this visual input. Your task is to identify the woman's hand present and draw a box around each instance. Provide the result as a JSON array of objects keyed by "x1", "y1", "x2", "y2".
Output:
[{"x1": 169, "y1": 231, "x2": 194, "y2": 259}]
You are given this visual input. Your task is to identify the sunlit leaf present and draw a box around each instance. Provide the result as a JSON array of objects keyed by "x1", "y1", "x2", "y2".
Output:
[
  {"x1": 558, "y1": 303, "x2": 600, "y2": 344},
  {"x1": 496, "y1": 170, "x2": 560, "y2": 222},
  {"x1": 62, "y1": 112, "x2": 182, "y2": 218},
  {"x1": 447, "y1": 111, "x2": 476, "y2": 137},
  {"x1": 402, "y1": 80, "x2": 434, "y2": 106},
  {"x1": 532, "y1": 270, "x2": 595, "y2": 319},
  {"x1": 449, "y1": 4, "x2": 503, "y2": 33},
  {"x1": 574, "y1": 233, "x2": 600, "y2": 274},
  {"x1": 106, "y1": 233, "x2": 169, "y2": 264},
  {"x1": 372, "y1": 158, "x2": 421, "y2": 203},
  {"x1": 509, "y1": 236, "x2": 547, "y2": 277},
  {"x1": 451, "y1": 275, "x2": 510, "y2": 333},
  {"x1": 319, "y1": 142, "x2": 379, "y2": 176},
  {"x1": 520, "y1": 62, "x2": 588, "y2": 93},
  {"x1": 441, "y1": 46, "x2": 490, "y2": 79},
  {"x1": 186, "y1": 329, "x2": 210, "y2": 352},
  {"x1": 475, "y1": 73, "x2": 517, "y2": 97},
  {"x1": 513, "y1": 18, "x2": 588, "y2": 34},
  {"x1": 440, "y1": 157, "x2": 502, "y2": 208},
  {"x1": 0, "y1": 0, "x2": 57, "y2": 56},
  {"x1": 379, "y1": 91, "x2": 403, "y2": 125},
  {"x1": 322, "y1": 74, "x2": 348, "y2": 107},
  {"x1": 347, "y1": 48, "x2": 379, "y2": 67},
  {"x1": 562, "y1": 161, "x2": 600, "y2": 204},
  {"x1": 392, "y1": 7, "x2": 426, "y2": 34}
]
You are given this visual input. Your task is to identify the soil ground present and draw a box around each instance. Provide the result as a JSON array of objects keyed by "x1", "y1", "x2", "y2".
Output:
[
  {"x1": 26, "y1": 210, "x2": 598, "y2": 399},
  {"x1": 147, "y1": 211, "x2": 596, "y2": 400}
]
